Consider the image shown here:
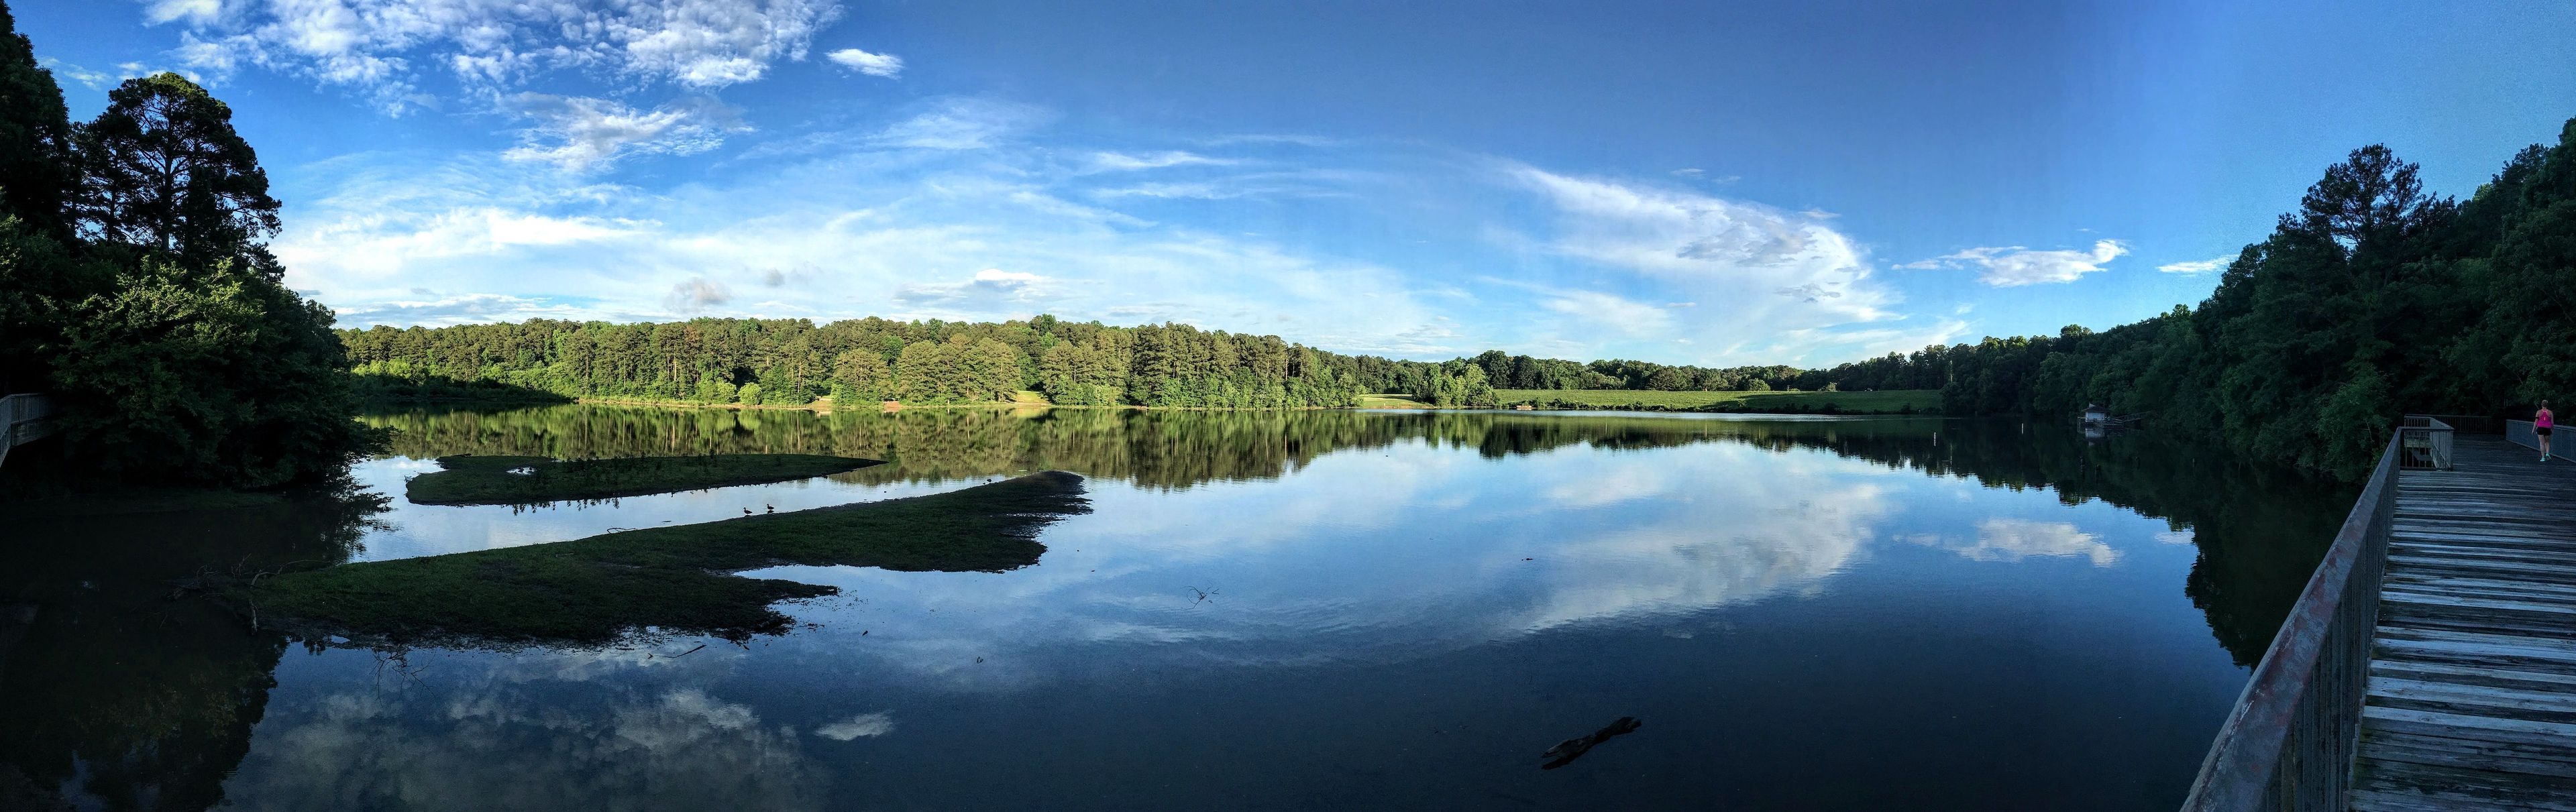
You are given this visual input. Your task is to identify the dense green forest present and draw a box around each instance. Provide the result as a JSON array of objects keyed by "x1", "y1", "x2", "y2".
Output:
[
  {"x1": 0, "y1": 1, "x2": 372, "y2": 487},
  {"x1": 341, "y1": 317, "x2": 1379, "y2": 409},
  {"x1": 1809, "y1": 122, "x2": 2576, "y2": 479},
  {"x1": 345, "y1": 315, "x2": 1854, "y2": 412}
]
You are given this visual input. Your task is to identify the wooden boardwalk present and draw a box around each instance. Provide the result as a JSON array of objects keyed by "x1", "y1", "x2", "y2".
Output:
[{"x1": 2354, "y1": 437, "x2": 2576, "y2": 809}]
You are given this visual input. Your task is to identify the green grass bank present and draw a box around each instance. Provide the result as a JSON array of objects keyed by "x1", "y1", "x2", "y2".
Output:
[
  {"x1": 405, "y1": 453, "x2": 882, "y2": 506},
  {"x1": 1494, "y1": 388, "x2": 1939, "y2": 414},
  {"x1": 240, "y1": 471, "x2": 1088, "y2": 648}
]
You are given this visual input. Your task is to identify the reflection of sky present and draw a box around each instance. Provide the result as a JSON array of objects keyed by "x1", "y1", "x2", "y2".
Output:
[{"x1": 233, "y1": 419, "x2": 2253, "y2": 810}]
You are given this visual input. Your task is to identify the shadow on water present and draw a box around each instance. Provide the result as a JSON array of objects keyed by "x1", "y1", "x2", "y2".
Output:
[
  {"x1": 0, "y1": 481, "x2": 384, "y2": 811},
  {"x1": 0, "y1": 406, "x2": 2351, "y2": 809}
]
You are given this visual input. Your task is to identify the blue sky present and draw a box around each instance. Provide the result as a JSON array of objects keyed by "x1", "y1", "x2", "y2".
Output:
[{"x1": 19, "y1": 1, "x2": 2576, "y2": 365}]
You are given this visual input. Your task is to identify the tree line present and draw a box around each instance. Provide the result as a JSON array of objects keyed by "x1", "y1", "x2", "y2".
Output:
[
  {"x1": 0, "y1": 1, "x2": 372, "y2": 487},
  {"x1": 341, "y1": 315, "x2": 1375, "y2": 409},
  {"x1": 347, "y1": 315, "x2": 1879, "y2": 412}
]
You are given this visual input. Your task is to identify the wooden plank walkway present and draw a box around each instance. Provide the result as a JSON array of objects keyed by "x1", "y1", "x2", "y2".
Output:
[{"x1": 2354, "y1": 437, "x2": 2576, "y2": 810}]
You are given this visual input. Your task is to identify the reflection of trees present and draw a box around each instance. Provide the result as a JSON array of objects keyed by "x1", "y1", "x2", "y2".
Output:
[
  {"x1": 0, "y1": 485, "x2": 384, "y2": 811},
  {"x1": 0, "y1": 409, "x2": 2348, "y2": 811},
  {"x1": 370, "y1": 406, "x2": 2345, "y2": 664},
  {"x1": 1750, "y1": 419, "x2": 2350, "y2": 665}
]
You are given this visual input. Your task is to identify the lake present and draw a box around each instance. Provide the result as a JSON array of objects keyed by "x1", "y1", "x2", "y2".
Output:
[{"x1": 0, "y1": 406, "x2": 2353, "y2": 810}]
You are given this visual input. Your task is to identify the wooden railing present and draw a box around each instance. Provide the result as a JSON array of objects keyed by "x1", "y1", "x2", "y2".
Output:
[
  {"x1": 2399, "y1": 416, "x2": 2453, "y2": 471},
  {"x1": 2179, "y1": 431, "x2": 2400, "y2": 811},
  {"x1": 0, "y1": 393, "x2": 60, "y2": 469}
]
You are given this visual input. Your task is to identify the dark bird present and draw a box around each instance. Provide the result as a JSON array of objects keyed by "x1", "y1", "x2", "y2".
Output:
[
  {"x1": 765, "y1": 504, "x2": 775, "y2": 514},
  {"x1": 743, "y1": 508, "x2": 753, "y2": 516},
  {"x1": 1541, "y1": 717, "x2": 1642, "y2": 770}
]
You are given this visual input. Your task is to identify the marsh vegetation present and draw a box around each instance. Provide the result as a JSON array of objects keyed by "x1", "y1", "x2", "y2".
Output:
[{"x1": 404, "y1": 453, "x2": 881, "y2": 506}]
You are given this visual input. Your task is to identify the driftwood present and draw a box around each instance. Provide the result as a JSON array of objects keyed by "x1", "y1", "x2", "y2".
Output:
[{"x1": 1541, "y1": 716, "x2": 1641, "y2": 770}]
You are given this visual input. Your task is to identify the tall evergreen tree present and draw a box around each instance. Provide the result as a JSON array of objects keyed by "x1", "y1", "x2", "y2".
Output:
[
  {"x1": 0, "y1": 0, "x2": 74, "y2": 239},
  {"x1": 73, "y1": 72, "x2": 286, "y2": 280}
]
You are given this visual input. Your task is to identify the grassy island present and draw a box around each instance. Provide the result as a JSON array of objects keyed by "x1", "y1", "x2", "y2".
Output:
[
  {"x1": 405, "y1": 453, "x2": 883, "y2": 506},
  {"x1": 240, "y1": 471, "x2": 1088, "y2": 648},
  {"x1": 1494, "y1": 388, "x2": 1939, "y2": 414}
]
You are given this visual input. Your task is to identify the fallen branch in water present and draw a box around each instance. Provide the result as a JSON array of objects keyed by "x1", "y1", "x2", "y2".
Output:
[{"x1": 1541, "y1": 716, "x2": 1642, "y2": 770}]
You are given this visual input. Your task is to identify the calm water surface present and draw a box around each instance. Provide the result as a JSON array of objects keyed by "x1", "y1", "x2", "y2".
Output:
[{"x1": 1, "y1": 406, "x2": 2351, "y2": 810}]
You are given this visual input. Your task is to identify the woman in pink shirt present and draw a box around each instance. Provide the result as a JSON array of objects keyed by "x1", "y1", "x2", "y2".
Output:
[{"x1": 2538, "y1": 401, "x2": 2555, "y2": 462}]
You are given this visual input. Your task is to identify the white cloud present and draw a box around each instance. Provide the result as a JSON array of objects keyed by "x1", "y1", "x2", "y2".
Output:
[
  {"x1": 274, "y1": 149, "x2": 1458, "y2": 350},
  {"x1": 668, "y1": 277, "x2": 733, "y2": 312},
  {"x1": 1532, "y1": 287, "x2": 1674, "y2": 338},
  {"x1": 222, "y1": 686, "x2": 828, "y2": 811},
  {"x1": 142, "y1": 0, "x2": 225, "y2": 25},
  {"x1": 892, "y1": 268, "x2": 1059, "y2": 312},
  {"x1": 150, "y1": 0, "x2": 843, "y2": 113},
  {"x1": 1505, "y1": 166, "x2": 1902, "y2": 363},
  {"x1": 2157, "y1": 254, "x2": 2233, "y2": 274},
  {"x1": 1086, "y1": 150, "x2": 1230, "y2": 172},
  {"x1": 1907, "y1": 518, "x2": 2121, "y2": 567},
  {"x1": 824, "y1": 47, "x2": 902, "y2": 77},
  {"x1": 500, "y1": 94, "x2": 736, "y2": 171},
  {"x1": 37, "y1": 58, "x2": 115, "y2": 90},
  {"x1": 871, "y1": 98, "x2": 1051, "y2": 150},
  {"x1": 332, "y1": 292, "x2": 580, "y2": 326},
  {"x1": 276, "y1": 202, "x2": 645, "y2": 280},
  {"x1": 1902, "y1": 239, "x2": 2127, "y2": 287},
  {"x1": 812, "y1": 711, "x2": 895, "y2": 740}
]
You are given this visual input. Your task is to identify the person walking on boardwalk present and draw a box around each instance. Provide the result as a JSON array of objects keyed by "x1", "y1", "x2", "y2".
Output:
[{"x1": 2540, "y1": 400, "x2": 2557, "y2": 462}]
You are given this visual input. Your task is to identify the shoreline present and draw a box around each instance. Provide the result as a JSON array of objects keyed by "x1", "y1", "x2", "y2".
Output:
[{"x1": 360, "y1": 394, "x2": 1939, "y2": 416}]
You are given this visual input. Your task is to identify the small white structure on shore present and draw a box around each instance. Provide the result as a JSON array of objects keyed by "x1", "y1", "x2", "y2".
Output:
[{"x1": 2082, "y1": 404, "x2": 2109, "y2": 426}]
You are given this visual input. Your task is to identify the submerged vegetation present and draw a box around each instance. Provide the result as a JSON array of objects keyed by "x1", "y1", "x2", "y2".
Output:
[
  {"x1": 241, "y1": 471, "x2": 1088, "y2": 648},
  {"x1": 404, "y1": 453, "x2": 882, "y2": 506}
]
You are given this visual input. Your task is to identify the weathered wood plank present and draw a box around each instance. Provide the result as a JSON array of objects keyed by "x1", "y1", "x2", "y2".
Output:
[{"x1": 2357, "y1": 437, "x2": 2576, "y2": 805}]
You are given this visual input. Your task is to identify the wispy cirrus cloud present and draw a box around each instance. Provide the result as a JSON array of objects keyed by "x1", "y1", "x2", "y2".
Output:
[
  {"x1": 1900, "y1": 239, "x2": 2127, "y2": 287},
  {"x1": 1501, "y1": 166, "x2": 1919, "y2": 363},
  {"x1": 331, "y1": 292, "x2": 586, "y2": 326},
  {"x1": 273, "y1": 137, "x2": 1462, "y2": 357},
  {"x1": 1085, "y1": 150, "x2": 1231, "y2": 172},
  {"x1": 870, "y1": 97, "x2": 1053, "y2": 150}
]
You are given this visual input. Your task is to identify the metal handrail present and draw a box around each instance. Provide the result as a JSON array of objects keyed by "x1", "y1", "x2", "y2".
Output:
[
  {"x1": 2505, "y1": 420, "x2": 2571, "y2": 461},
  {"x1": 2180, "y1": 430, "x2": 2400, "y2": 811},
  {"x1": 0, "y1": 393, "x2": 59, "y2": 469},
  {"x1": 2399, "y1": 415, "x2": 2453, "y2": 471}
]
